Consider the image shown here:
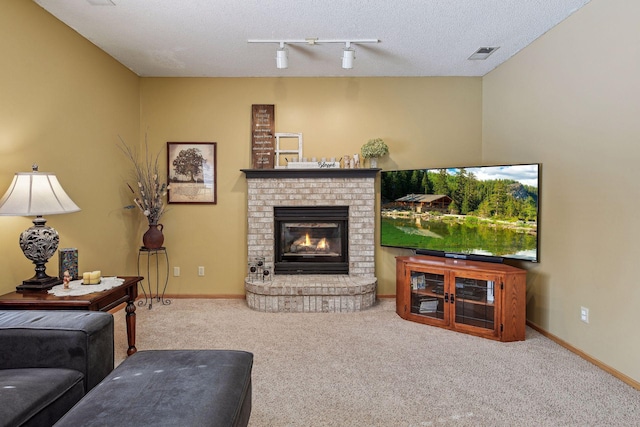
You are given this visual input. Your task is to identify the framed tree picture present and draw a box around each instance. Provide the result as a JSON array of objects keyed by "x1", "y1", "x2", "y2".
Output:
[{"x1": 167, "y1": 142, "x2": 217, "y2": 204}]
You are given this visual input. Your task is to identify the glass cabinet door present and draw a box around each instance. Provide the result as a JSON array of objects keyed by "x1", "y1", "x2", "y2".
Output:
[
  {"x1": 452, "y1": 275, "x2": 495, "y2": 332},
  {"x1": 409, "y1": 270, "x2": 446, "y2": 321}
]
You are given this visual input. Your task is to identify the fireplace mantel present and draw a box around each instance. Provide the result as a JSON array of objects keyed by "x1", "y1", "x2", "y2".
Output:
[{"x1": 241, "y1": 168, "x2": 380, "y2": 179}]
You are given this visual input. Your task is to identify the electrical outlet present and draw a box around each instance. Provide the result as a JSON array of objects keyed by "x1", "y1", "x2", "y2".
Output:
[
  {"x1": 173, "y1": 267, "x2": 180, "y2": 277},
  {"x1": 580, "y1": 306, "x2": 589, "y2": 323},
  {"x1": 198, "y1": 266, "x2": 205, "y2": 276}
]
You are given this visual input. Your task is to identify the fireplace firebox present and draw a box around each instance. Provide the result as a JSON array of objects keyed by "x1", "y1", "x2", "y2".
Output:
[{"x1": 274, "y1": 206, "x2": 349, "y2": 274}]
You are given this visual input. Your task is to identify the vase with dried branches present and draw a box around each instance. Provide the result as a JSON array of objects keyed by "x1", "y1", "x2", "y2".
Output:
[{"x1": 118, "y1": 136, "x2": 168, "y2": 249}]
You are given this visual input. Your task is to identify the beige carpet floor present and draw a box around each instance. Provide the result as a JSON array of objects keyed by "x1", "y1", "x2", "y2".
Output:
[{"x1": 113, "y1": 299, "x2": 639, "y2": 426}]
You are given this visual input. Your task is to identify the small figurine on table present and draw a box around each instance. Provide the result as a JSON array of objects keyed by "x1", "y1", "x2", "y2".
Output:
[{"x1": 63, "y1": 270, "x2": 71, "y2": 289}]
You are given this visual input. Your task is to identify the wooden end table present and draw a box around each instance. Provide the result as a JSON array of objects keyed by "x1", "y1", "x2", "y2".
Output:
[{"x1": 0, "y1": 276, "x2": 143, "y2": 356}]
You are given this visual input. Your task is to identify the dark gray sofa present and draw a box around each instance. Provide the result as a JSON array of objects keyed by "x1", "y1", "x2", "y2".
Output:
[{"x1": 0, "y1": 310, "x2": 114, "y2": 427}]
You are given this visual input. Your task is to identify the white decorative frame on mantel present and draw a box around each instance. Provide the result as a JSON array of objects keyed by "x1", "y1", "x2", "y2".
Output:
[{"x1": 274, "y1": 132, "x2": 302, "y2": 168}]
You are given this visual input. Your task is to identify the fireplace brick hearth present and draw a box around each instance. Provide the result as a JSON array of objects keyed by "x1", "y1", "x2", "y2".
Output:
[
  {"x1": 245, "y1": 275, "x2": 376, "y2": 313},
  {"x1": 242, "y1": 169, "x2": 379, "y2": 312}
]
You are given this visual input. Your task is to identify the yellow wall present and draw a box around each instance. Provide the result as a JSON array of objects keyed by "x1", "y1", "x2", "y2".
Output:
[
  {"x1": 483, "y1": 0, "x2": 640, "y2": 382},
  {"x1": 140, "y1": 77, "x2": 482, "y2": 295},
  {"x1": 1, "y1": 1, "x2": 482, "y2": 298},
  {"x1": 0, "y1": 0, "x2": 140, "y2": 294}
]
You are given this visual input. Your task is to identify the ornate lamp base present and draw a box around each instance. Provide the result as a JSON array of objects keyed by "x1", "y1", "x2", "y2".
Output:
[
  {"x1": 17, "y1": 275, "x2": 63, "y2": 291},
  {"x1": 16, "y1": 216, "x2": 61, "y2": 292}
]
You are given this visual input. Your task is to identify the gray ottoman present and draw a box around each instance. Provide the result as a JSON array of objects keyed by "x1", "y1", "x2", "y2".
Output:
[{"x1": 54, "y1": 350, "x2": 253, "y2": 427}]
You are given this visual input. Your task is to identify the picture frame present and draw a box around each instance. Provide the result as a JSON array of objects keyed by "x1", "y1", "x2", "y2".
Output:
[
  {"x1": 167, "y1": 142, "x2": 217, "y2": 204},
  {"x1": 58, "y1": 248, "x2": 78, "y2": 280}
]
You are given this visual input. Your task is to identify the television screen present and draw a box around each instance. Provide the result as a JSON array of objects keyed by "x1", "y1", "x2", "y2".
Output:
[{"x1": 381, "y1": 164, "x2": 540, "y2": 262}]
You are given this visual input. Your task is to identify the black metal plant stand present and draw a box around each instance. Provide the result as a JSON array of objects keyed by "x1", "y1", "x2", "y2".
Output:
[{"x1": 137, "y1": 247, "x2": 171, "y2": 309}]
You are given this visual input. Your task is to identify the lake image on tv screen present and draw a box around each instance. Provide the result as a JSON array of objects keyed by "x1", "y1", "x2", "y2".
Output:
[{"x1": 380, "y1": 165, "x2": 539, "y2": 261}]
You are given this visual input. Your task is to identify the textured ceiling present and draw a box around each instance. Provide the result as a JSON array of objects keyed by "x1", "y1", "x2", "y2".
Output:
[{"x1": 33, "y1": 0, "x2": 591, "y2": 78}]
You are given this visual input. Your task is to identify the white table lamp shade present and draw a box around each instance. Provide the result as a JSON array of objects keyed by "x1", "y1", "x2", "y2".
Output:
[{"x1": 0, "y1": 172, "x2": 80, "y2": 216}]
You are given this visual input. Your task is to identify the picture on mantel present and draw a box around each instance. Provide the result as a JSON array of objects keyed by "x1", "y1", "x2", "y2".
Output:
[{"x1": 251, "y1": 104, "x2": 275, "y2": 169}]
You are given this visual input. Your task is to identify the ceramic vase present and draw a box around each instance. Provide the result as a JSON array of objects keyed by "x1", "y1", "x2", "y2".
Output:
[
  {"x1": 143, "y1": 223, "x2": 164, "y2": 249},
  {"x1": 369, "y1": 157, "x2": 378, "y2": 168}
]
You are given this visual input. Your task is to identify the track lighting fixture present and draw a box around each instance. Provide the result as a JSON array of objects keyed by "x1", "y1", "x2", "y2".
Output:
[
  {"x1": 342, "y1": 42, "x2": 355, "y2": 69},
  {"x1": 248, "y1": 38, "x2": 379, "y2": 70},
  {"x1": 276, "y1": 42, "x2": 288, "y2": 69}
]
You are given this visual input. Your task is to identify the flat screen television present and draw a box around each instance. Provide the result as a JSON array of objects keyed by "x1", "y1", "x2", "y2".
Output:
[{"x1": 380, "y1": 163, "x2": 540, "y2": 263}]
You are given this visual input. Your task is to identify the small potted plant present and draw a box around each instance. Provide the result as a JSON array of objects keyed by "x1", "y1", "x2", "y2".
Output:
[{"x1": 360, "y1": 138, "x2": 389, "y2": 168}]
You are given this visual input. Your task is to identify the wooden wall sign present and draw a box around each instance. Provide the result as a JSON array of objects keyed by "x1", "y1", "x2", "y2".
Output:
[{"x1": 251, "y1": 104, "x2": 275, "y2": 169}]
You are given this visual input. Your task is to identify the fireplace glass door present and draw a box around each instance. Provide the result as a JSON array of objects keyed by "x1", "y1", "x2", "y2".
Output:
[{"x1": 274, "y1": 206, "x2": 348, "y2": 274}]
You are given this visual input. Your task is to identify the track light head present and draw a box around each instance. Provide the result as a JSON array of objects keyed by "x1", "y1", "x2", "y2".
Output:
[
  {"x1": 342, "y1": 48, "x2": 355, "y2": 69},
  {"x1": 276, "y1": 42, "x2": 288, "y2": 69}
]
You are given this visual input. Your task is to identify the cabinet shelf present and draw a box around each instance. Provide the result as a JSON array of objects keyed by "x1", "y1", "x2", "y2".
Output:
[
  {"x1": 410, "y1": 289, "x2": 495, "y2": 306},
  {"x1": 411, "y1": 289, "x2": 440, "y2": 297},
  {"x1": 397, "y1": 255, "x2": 526, "y2": 342}
]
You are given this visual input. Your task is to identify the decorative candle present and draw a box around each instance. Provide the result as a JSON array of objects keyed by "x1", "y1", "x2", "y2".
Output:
[{"x1": 82, "y1": 270, "x2": 101, "y2": 284}]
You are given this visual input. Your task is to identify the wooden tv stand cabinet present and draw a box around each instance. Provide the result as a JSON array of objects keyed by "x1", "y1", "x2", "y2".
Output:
[{"x1": 396, "y1": 255, "x2": 526, "y2": 342}]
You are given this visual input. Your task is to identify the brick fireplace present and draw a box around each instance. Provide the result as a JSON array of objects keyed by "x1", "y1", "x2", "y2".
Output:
[{"x1": 242, "y1": 169, "x2": 379, "y2": 312}]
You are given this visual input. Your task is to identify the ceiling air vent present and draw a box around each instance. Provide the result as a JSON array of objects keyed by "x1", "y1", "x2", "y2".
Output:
[{"x1": 468, "y1": 47, "x2": 499, "y2": 60}]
